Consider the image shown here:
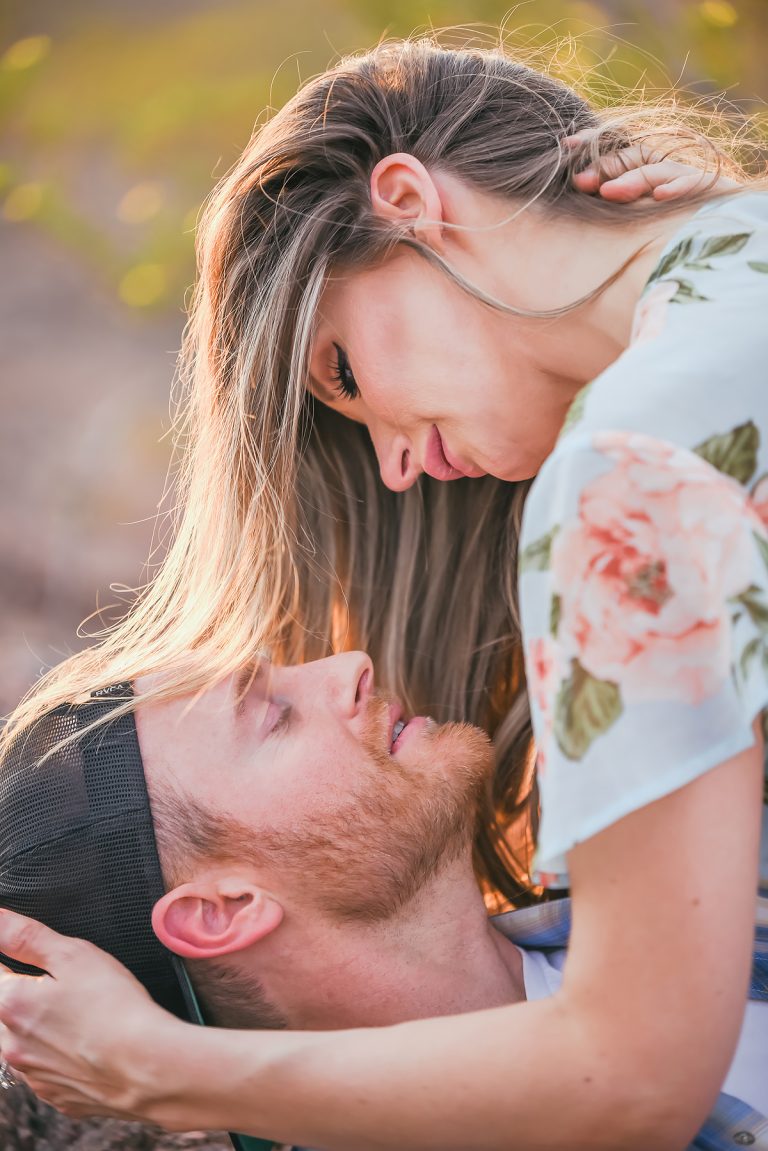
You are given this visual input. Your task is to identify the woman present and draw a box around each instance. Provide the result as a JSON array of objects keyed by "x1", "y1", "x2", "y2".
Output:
[{"x1": 0, "y1": 37, "x2": 766, "y2": 1151}]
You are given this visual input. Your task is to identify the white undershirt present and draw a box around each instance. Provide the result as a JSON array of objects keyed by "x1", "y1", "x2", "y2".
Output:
[{"x1": 519, "y1": 945, "x2": 768, "y2": 1114}]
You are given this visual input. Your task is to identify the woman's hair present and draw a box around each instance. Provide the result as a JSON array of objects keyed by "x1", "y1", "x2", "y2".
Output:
[{"x1": 5, "y1": 35, "x2": 761, "y2": 906}]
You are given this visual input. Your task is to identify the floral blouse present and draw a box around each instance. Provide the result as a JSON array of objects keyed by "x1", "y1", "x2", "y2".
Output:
[{"x1": 519, "y1": 192, "x2": 768, "y2": 886}]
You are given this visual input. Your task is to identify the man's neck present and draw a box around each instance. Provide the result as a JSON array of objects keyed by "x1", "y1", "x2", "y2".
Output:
[{"x1": 246, "y1": 853, "x2": 526, "y2": 1029}]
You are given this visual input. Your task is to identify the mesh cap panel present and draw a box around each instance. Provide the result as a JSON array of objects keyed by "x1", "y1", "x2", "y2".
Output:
[{"x1": 0, "y1": 690, "x2": 186, "y2": 1018}]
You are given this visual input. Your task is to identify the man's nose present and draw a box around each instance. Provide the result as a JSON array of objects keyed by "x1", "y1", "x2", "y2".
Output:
[
  {"x1": 294, "y1": 652, "x2": 374, "y2": 718},
  {"x1": 369, "y1": 425, "x2": 422, "y2": 492}
]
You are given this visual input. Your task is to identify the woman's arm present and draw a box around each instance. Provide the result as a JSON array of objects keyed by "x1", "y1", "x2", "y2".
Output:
[{"x1": 0, "y1": 742, "x2": 760, "y2": 1151}]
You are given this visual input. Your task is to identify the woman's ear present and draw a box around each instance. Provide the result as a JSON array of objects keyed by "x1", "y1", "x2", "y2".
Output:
[
  {"x1": 151, "y1": 877, "x2": 284, "y2": 960},
  {"x1": 369, "y1": 152, "x2": 445, "y2": 252}
]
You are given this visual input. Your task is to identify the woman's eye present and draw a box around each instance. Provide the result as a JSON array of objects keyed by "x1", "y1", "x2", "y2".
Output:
[{"x1": 330, "y1": 342, "x2": 360, "y2": 402}]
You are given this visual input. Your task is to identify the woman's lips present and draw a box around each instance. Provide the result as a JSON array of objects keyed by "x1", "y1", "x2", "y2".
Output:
[{"x1": 423, "y1": 425, "x2": 485, "y2": 481}]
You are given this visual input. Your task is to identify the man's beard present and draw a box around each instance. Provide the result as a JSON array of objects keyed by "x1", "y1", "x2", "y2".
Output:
[
  {"x1": 251, "y1": 692, "x2": 494, "y2": 922},
  {"x1": 161, "y1": 695, "x2": 494, "y2": 925}
]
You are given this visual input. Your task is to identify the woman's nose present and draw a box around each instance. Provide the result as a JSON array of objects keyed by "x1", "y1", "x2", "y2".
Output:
[{"x1": 370, "y1": 426, "x2": 422, "y2": 492}]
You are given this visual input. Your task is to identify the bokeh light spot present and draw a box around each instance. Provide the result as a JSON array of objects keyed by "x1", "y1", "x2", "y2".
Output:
[
  {"x1": 1, "y1": 35, "x2": 52, "y2": 71},
  {"x1": 116, "y1": 182, "x2": 165, "y2": 224},
  {"x1": 3, "y1": 183, "x2": 44, "y2": 222},
  {"x1": 699, "y1": 1, "x2": 739, "y2": 28},
  {"x1": 119, "y1": 264, "x2": 167, "y2": 308}
]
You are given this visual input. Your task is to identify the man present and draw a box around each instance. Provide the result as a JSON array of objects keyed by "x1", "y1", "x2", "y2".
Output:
[{"x1": 0, "y1": 653, "x2": 765, "y2": 1151}]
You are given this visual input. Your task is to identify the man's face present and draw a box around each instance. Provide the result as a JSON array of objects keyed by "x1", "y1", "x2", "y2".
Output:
[{"x1": 136, "y1": 653, "x2": 493, "y2": 920}]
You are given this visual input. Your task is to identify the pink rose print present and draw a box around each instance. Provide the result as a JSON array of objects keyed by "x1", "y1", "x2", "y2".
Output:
[
  {"x1": 631, "y1": 280, "x2": 677, "y2": 344},
  {"x1": 529, "y1": 637, "x2": 558, "y2": 713},
  {"x1": 551, "y1": 434, "x2": 763, "y2": 706},
  {"x1": 528, "y1": 637, "x2": 559, "y2": 772}
]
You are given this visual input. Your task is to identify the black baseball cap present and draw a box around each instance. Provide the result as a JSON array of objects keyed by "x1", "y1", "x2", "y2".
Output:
[{"x1": 0, "y1": 682, "x2": 274, "y2": 1151}]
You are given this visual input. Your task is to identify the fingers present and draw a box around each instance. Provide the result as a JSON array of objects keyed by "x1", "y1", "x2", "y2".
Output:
[
  {"x1": 594, "y1": 161, "x2": 738, "y2": 202},
  {"x1": 587, "y1": 162, "x2": 698, "y2": 202},
  {"x1": 648, "y1": 168, "x2": 739, "y2": 200},
  {"x1": 567, "y1": 142, "x2": 651, "y2": 193},
  {"x1": 565, "y1": 134, "x2": 740, "y2": 203},
  {"x1": 0, "y1": 910, "x2": 74, "y2": 973}
]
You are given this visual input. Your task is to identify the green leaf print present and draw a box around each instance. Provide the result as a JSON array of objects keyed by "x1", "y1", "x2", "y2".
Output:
[
  {"x1": 669, "y1": 279, "x2": 709, "y2": 304},
  {"x1": 559, "y1": 381, "x2": 593, "y2": 437},
  {"x1": 739, "y1": 635, "x2": 762, "y2": 679},
  {"x1": 553, "y1": 659, "x2": 623, "y2": 761},
  {"x1": 698, "y1": 232, "x2": 751, "y2": 260},
  {"x1": 647, "y1": 231, "x2": 754, "y2": 300},
  {"x1": 730, "y1": 583, "x2": 768, "y2": 631},
  {"x1": 647, "y1": 236, "x2": 694, "y2": 284},
  {"x1": 693, "y1": 420, "x2": 760, "y2": 484},
  {"x1": 519, "y1": 527, "x2": 559, "y2": 573},
  {"x1": 550, "y1": 594, "x2": 562, "y2": 637},
  {"x1": 748, "y1": 261, "x2": 768, "y2": 274},
  {"x1": 753, "y1": 530, "x2": 768, "y2": 576}
]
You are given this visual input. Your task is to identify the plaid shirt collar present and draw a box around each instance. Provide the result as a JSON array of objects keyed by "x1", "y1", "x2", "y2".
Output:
[{"x1": 491, "y1": 898, "x2": 768, "y2": 1150}]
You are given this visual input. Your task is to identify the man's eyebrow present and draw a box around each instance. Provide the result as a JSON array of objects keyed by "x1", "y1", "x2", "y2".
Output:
[{"x1": 271, "y1": 702, "x2": 293, "y2": 736}]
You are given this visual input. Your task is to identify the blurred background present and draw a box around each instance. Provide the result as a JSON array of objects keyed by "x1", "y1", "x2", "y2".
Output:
[{"x1": 1, "y1": 0, "x2": 767, "y2": 716}]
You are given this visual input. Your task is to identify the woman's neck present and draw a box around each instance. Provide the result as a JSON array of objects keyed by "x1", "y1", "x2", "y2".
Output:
[
  {"x1": 493, "y1": 204, "x2": 702, "y2": 386},
  {"x1": 435, "y1": 170, "x2": 702, "y2": 388}
]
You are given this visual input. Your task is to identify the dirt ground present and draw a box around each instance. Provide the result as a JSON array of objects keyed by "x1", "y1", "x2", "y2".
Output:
[
  {"x1": 0, "y1": 1079, "x2": 232, "y2": 1150},
  {"x1": 0, "y1": 221, "x2": 179, "y2": 715}
]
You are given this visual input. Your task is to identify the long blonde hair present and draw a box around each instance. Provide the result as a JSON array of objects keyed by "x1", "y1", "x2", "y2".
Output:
[{"x1": 5, "y1": 36, "x2": 760, "y2": 905}]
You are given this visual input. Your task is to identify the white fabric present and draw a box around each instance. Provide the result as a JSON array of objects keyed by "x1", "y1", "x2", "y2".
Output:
[{"x1": 518, "y1": 192, "x2": 768, "y2": 883}]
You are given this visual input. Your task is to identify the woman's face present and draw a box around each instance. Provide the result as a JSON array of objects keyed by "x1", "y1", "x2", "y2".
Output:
[{"x1": 309, "y1": 248, "x2": 575, "y2": 491}]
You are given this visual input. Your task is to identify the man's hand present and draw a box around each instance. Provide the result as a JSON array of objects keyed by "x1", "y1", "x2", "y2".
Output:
[
  {"x1": 567, "y1": 130, "x2": 740, "y2": 202},
  {"x1": 0, "y1": 910, "x2": 184, "y2": 1122}
]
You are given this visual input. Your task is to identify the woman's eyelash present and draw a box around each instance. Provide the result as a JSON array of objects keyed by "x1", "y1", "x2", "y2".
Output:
[{"x1": 330, "y1": 343, "x2": 360, "y2": 401}]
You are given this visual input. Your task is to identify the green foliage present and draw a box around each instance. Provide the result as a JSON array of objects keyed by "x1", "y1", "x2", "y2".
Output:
[{"x1": 1, "y1": 0, "x2": 766, "y2": 314}]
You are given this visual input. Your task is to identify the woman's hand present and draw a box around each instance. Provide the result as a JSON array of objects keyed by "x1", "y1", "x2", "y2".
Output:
[
  {"x1": 567, "y1": 130, "x2": 740, "y2": 201},
  {"x1": 0, "y1": 910, "x2": 186, "y2": 1122}
]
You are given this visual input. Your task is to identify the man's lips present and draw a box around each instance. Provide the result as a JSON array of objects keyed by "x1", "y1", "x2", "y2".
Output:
[
  {"x1": 387, "y1": 701, "x2": 403, "y2": 751},
  {"x1": 386, "y1": 700, "x2": 431, "y2": 754},
  {"x1": 391, "y1": 715, "x2": 430, "y2": 753},
  {"x1": 423, "y1": 425, "x2": 485, "y2": 481}
]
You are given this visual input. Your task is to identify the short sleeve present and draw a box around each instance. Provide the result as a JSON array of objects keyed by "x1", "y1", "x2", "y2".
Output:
[{"x1": 520, "y1": 429, "x2": 768, "y2": 886}]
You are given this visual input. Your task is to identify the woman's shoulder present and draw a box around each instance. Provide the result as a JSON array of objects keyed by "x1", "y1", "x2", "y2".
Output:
[
  {"x1": 558, "y1": 190, "x2": 768, "y2": 466},
  {"x1": 693, "y1": 189, "x2": 768, "y2": 235}
]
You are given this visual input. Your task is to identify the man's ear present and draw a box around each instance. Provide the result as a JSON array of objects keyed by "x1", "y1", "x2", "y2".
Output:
[
  {"x1": 369, "y1": 152, "x2": 445, "y2": 252},
  {"x1": 151, "y1": 877, "x2": 284, "y2": 960}
]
